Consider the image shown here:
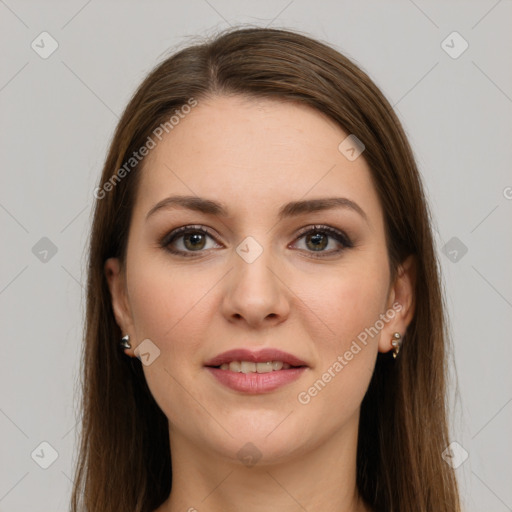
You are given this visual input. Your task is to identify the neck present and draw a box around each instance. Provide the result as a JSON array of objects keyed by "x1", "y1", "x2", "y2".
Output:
[{"x1": 156, "y1": 411, "x2": 372, "y2": 512}]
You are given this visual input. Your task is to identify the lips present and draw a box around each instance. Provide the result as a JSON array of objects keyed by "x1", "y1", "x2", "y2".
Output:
[{"x1": 204, "y1": 348, "x2": 308, "y2": 368}]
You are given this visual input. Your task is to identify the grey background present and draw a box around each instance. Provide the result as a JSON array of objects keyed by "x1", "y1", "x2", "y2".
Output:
[{"x1": 1, "y1": 1, "x2": 511, "y2": 510}]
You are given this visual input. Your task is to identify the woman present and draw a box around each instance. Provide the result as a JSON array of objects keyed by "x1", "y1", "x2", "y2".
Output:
[{"x1": 70, "y1": 26, "x2": 461, "y2": 512}]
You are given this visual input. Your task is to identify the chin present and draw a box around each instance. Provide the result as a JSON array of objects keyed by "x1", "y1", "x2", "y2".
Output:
[
  {"x1": 221, "y1": 436, "x2": 307, "y2": 468},
  {"x1": 203, "y1": 415, "x2": 311, "y2": 463}
]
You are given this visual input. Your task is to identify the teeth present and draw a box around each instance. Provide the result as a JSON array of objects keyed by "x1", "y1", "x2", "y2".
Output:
[
  {"x1": 229, "y1": 361, "x2": 241, "y2": 372},
  {"x1": 240, "y1": 361, "x2": 256, "y2": 374},
  {"x1": 272, "y1": 361, "x2": 283, "y2": 371},
  {"x1": 256, "y1": 362, "x2": 273, "y2": 373},
  {"x1": 218, "y1": 361, "x2": 293, "y2": 372}
]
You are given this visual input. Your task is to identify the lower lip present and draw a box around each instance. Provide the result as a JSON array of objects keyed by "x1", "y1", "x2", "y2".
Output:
[{"x1": 205, "y1": 367, "x2": 307, "y2": 394}]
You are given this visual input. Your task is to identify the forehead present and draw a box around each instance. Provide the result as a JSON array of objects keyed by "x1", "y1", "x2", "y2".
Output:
[{"x1": 134, "y1": 95, "x2": 382, "y2": 225}]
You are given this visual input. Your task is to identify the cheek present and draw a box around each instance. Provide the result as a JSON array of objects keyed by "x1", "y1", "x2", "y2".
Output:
[
  {"x1": 289, "y1": 254, "x2": 389, "y2": 409},
  {"x1": 337, "y1": 272, "x2": 389, "y2": 345},
  {"x1": 297, "y1": 259, "x2": 389, "y2": 354},
  {"x1": 125, "y1": 261, "x2": 215, "y2": 424},
  {"x1": 293, "y1": 273, "x2": 386, "y2": 427},
  {"x1": 126, "y1": 255, "x2": 220, "y2": 361}
]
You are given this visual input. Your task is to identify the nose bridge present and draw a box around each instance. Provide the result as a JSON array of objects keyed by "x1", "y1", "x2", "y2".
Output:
[
  {"x1": 222, "y1": 233, "x2": 289, "y2": 325},
  {"x1": 233, "y1": 233, "x2": 279, "y2": 298}
]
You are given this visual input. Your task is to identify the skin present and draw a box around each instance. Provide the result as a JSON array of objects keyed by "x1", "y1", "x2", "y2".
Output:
[{"x1": 105, "y1": 95, "x2": 415, "y2": 512}]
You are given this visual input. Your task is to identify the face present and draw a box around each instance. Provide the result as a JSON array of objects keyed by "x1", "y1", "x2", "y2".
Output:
[{"x1": 105, "y1": 95, "x2": 414, "y2": 466}]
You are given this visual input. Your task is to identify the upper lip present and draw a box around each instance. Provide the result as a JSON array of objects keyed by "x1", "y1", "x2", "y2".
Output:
[{"x1": 204, "y1": 348, "x2": 308, "y2": 368}]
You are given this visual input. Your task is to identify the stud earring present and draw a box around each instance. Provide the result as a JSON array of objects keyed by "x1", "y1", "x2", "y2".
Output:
[
  {"x1": 391, "y1": 332, "x2": 402, "y2": 359},
  {"x1": 120, "y1": 334, "x2": 131, "y2": 349}
]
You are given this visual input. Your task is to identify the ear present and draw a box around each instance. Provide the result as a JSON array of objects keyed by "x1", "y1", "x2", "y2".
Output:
[
  {"x1": 104, "y1": 257, "x2": 136, "y2": 357},
  {"x1": 378, "y1": 254, "x2": 416, "y2": 354}
]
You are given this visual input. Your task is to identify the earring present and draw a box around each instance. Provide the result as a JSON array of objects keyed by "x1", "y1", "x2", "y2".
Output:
[
  {"x1": 120, "y1": 334, "x2": 131, "y2": 349},
  {"x1": 391, "y1": 332, "x2": 402, "y2": 359}
]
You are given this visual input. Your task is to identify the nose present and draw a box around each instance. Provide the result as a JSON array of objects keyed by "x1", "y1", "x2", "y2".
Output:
[{"x1": 221, "y1": 243, "x2": 291, "y2": 329}]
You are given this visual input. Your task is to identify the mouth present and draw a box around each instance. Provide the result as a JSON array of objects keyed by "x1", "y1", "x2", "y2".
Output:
[
  {"x1": 204, "y1": 348, "x2": 309, "y2": 394},
  {"x1": 207, "y1": 360, "x2": 304, "y2": 373},
  {"x1": 204, "y1": 347, "x2": 309, "y2": 370}
]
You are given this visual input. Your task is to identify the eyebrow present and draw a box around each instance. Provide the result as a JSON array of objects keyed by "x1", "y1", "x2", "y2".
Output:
[{"x1": 146, "y1": 195, "x2": 368, "y2": 223}]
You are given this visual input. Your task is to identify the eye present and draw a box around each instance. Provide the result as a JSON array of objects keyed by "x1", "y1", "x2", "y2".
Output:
[
  {"x1": 160, "y1": 224, "x2": 353, "y2": 258},
  {"x1": 160, "y1": 225, "x2": 221, "y2": 257},
  {"x1": 291, "y1": 225, "x2": 353, "y2": 257}
]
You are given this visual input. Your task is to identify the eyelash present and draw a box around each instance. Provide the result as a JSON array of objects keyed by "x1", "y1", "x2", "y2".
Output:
[{"x1": 160, "y1": 224, "x2": 353, "y2": 259}]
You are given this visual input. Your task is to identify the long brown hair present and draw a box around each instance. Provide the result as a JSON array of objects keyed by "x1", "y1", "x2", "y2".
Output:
[{"x1": 71, "y1": 26, "x2": 461, "y2": 511}]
